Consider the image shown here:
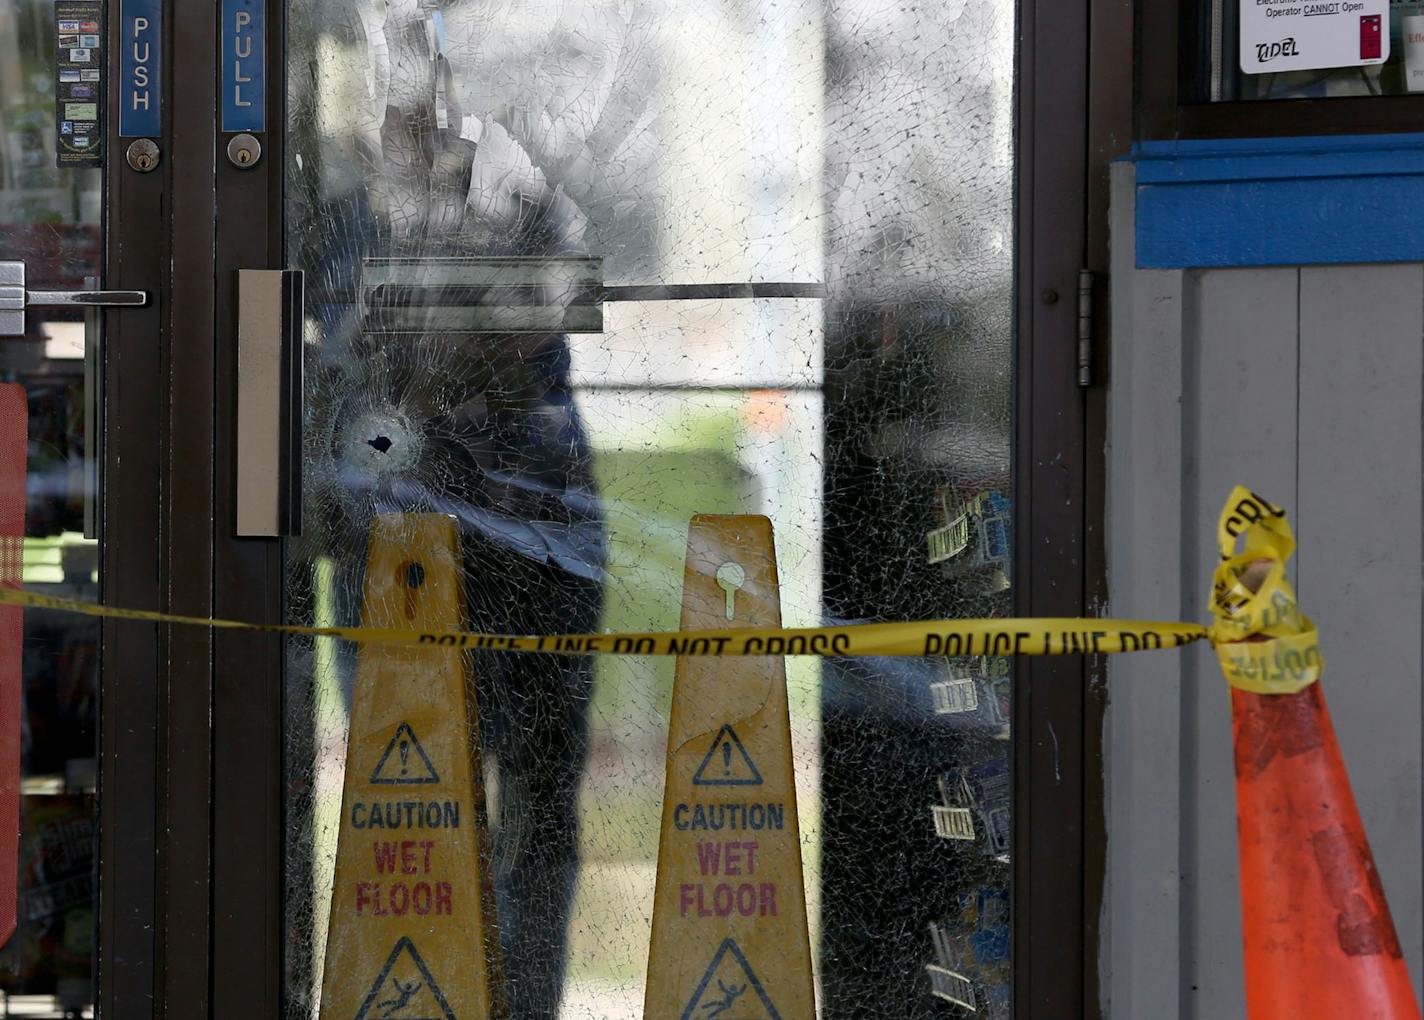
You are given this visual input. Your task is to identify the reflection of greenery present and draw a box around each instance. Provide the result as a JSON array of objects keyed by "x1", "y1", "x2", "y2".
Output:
[
  {"x1": 593, "y1": 462, "x2": 748, "y2": 714},
  {"x1": 573, "y1": 408, "x2": 752, "y2": 988},
  {"x1": 580, "y1": 409, "x2": 749, "y2": 870},
  {"x1": 22, "y1": 534, "x2": 94, "y2": 585},
  {"x1": 588, "y1": 403, "x2": 747, "y2": 719},
  {"x1": 18, "y1": 201, "x2": 63, "y2": 223}
]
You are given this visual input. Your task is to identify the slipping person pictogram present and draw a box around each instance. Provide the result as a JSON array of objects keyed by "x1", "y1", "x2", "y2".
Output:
[
  {"x1": 378, "y1": 977, "x2": 422, "y2": 1018},
  {"x1": 353, "y1": 937, "x2": 457, "y2": 1020},
  {"x1": 699, "y1": 980, "x2": 747, "y2": 1020},
  {"x1": 679, "y1": 938, "x2": 783, "y2": 1020}
]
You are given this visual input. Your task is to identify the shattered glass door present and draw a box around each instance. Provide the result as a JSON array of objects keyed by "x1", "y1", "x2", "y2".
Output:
[{"x1": 283, "y1": 1, "x2": 1015, "y2": 1018}]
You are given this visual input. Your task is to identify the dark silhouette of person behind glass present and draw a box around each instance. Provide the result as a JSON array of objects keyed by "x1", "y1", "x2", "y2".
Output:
[{"x1": 307, "y1": 3, "x2": 660, "y2": 1018}]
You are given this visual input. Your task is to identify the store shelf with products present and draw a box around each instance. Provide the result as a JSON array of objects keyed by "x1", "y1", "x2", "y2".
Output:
[
  {"x1": 821, "y1": 273, "x2": 1015, "y2": 1019},
  {"x1": 916, "y1": 479, "x2": 1014, "y2": 1014},
  {"x1": 932, "y1": 761, "x2": 1010, "y2": 861},
  {"x1": 928, "y1": 658, "x2": 1012, "y2": 740},
  {"x1": 924, "y1": 735, "x2": 1012, "y2": 1013},
  {"x1": 925, "y1": 887, "x2": 1012, "y2": 1018},
  {"x1": 926, "y1": 487, "x2": 1011, "y2": 588}
]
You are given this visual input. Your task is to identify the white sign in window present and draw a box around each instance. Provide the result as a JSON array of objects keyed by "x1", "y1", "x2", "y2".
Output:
[{"x1": 1240, "y1": 0, "x2": 1390, "y2": 74}]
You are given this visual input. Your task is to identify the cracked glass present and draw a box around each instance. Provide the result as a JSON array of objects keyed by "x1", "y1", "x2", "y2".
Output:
[{"x1": 284, "y1": 2, "x2": 1015, "y2": 1018}]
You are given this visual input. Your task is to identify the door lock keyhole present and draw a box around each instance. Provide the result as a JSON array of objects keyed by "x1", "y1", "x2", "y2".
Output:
[
  {"x1": 125, "y1": 139, "x2": 160, "y2": 173},
  {"x1": 226, "y1": 133, "x2": 262, "y2": 169}
]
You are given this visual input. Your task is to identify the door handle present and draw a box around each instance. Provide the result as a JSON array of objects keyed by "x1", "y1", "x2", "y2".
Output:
[
  {"x1": 236, "y1": 270, "x2": 304, "y2": 538},
  {"x1": 0, "y1": 261, "x2": 147, "y2": 337}
]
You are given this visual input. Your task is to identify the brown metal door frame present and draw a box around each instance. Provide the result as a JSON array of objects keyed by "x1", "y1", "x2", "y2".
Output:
[
  {"x1": 98, "y1": 2, "x2": 215, "y2": 1018},
  {"x1": 1013, "y1": 0, "x2": 1118, "y2": 1013},
  {"x1": 98, "y1": 1, "x2": 285, "y2": 1017},
  {"x1": 209, "y1": 0, "x2": 287, "y2": 1010},
  {"x1": 98, "y1": 10, "x2": 167, "y2": 1013}
]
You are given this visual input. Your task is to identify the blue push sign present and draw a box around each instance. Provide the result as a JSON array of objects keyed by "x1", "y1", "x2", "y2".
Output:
[
  {"x1": 222, "y1": 0, "x2": 265, "y2": 133},
  {"x1": 118, "y1": 0, "x2": 160, "y2": 137}
]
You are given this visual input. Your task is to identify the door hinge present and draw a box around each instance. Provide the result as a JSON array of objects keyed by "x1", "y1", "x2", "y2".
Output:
[{"x1": 1076, "y1": 268, "x2": 1096, "y2": 388}]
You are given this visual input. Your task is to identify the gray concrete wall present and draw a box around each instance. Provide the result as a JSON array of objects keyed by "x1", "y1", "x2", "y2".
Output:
[{"x1": 1103, "y1": 161, "x2": 1424, "y2": 1018}]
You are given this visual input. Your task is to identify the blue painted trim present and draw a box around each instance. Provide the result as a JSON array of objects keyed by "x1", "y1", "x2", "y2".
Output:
[{"x1": 1132, "y1": 133, "x2": 1424, "y2": 269}]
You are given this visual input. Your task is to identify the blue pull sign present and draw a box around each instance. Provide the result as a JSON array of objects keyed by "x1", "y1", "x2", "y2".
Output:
[
  {"x1": 222, "y1": 0, "x2": 264, "y2": 133},
  {"x1": 118, "y1": 0, "x2": 160, "y2": 137}
]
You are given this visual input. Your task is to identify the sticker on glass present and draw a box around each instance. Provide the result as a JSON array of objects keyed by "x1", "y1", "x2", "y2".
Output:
[
  {"x1": 55, "y1": 0, "x2": 102, "y2": 168},
  {"x1": 1405, "y1": 15, "x2": 1424, "y2": 91},
  {"x1": 1240, "y1": 0, "x2": 1389, "y2": 74}
]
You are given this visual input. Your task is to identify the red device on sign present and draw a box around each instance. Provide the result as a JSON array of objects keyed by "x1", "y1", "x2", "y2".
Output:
[
  {"x1": 1361, "y1": 14, "x2": 1382, "y2": 60},
  {"x1": 0, "y1": 384, "x2": 25, "y2": 946}
]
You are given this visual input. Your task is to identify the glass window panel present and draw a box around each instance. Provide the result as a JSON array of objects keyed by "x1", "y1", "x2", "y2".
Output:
[
  {"x1": 284, "y1": 2, "x2": 1015, "y2": 1018},
  {"x1": 1203, "y1": 0, "x2": 1424, "y2": 100},
  {"x1": 0, "y1": 1, "x2": 102, "y2": 1015}
]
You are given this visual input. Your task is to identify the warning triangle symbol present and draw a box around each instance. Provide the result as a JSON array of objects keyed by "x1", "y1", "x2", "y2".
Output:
[
  {"x1": 681, "y1": 938, "x2": 782, "y2": 1020},
  {"x1": 370, "y1": 721, "x2": 440, "y2": 785},
  {"x1": 693, "y1": 725, "x2": 763, "y2": 787},
  {"x1": 353, "y1": 937, "x2": 456, "y2": 1020}
]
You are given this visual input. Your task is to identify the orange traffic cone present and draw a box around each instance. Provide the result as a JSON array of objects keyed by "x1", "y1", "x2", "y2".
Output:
[
  {"x1": 1233, "y1": 674, "x2": 1419, "y2": 1018},
  {"x1": 1216, "y1": 489, "x2": 1420, "y2": 1019}
]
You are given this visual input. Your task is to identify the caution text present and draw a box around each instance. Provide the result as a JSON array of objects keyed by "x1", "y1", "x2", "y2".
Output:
[
  {"x1": 674, "y1": 802, "x2": 784, "y2": 831},
  {"x1": 350, "y1": 800, "x2": 461, "y2": 830}
]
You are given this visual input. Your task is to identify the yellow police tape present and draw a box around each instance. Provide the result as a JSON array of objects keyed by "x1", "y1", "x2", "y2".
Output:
[
  {"x1": 1211, "y1": 487, "x2": 1322, "y2": 695},
  {"x1": 0, "y1": 485, "x2": 1322, "y2": 695}
]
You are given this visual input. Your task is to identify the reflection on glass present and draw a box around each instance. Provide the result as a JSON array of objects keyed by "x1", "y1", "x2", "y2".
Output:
[
  {"x1": 284, "y1": 2, "x2": 1012, "y2": 1019},
  {"x1": 0, "y1": 1, "x2": 101, "y2": 1015},
  {"x1": 821, "y1": 3, "x2": 1012, "y2": 1016}
]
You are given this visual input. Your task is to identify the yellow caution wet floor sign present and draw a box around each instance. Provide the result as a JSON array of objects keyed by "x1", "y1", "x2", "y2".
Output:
[
  {"x1": 645, "y1": 516, "x2": 815, "y2": 1020},
  {"x1": 319, "y1": 514, "x2": 506, "y2": 1020}
]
